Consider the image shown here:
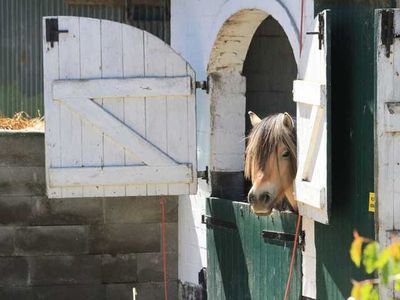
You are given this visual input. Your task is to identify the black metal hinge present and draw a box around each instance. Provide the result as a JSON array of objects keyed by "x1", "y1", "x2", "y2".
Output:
[
  {"x1": 195, "y1": 76, "x2": 209, "y2": 94},
  {"x1": 46, "y1": 18, "x2": 69, "y2": 48},
  {"x1": 197, "y1": 166, "x2": 209, "y2": 183},
  {"x1": 262, "y1": 230, "x2": 305, "y2": 248},
  {"x1": 381, "y1": 10, "x2": 394, "y2": 58},
  {"x1": 306, "y1": 13, "x2": 324, "y2": 50},
  {"x1": 201, "y1": 215, "x2": 237, "y2": 230}
]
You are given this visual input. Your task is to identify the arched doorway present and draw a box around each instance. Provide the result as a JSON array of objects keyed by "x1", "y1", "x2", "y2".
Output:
[{"x1": 208, "y1": 9, "x2": 297, "y2": 201}]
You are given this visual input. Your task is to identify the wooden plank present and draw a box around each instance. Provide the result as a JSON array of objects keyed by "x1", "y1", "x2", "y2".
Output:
[
  {"x1": 58, "y1": 16, "x2": 83, "y2": 198},
  {"x1": 101, "y1": 19, "x2": 125, "y2": 197},
  {"x1": 79, "y1": 17, "x2": 104, "y2": 197},
  {"x1": 43, "y1": 18, "x2": 62, "y2": 198},
  {"x1": 383, "y1": 101, "x2": 400, "y2": 132},
  {"x1": 144, "y1": 32, "x2": 169, "y2": 195},
  {"x1": 57, "y1": 97, "x2": 176, "y2": 166},
  {"x1": 293, "y1": 80, "x2": 326, "y2": 107},
  {"x1": 187, "y1": 65, "x2": 198, "y2": 194},
  {"x1": 49, "y1": 165, "x2": 193, "y2": 187},
  {"x1": 122, "y1": 24, "x2": 147, "y2": 196},
  {"x1": 296, "y1": 182, "x2": 325, "y2": 209},
  {"x1": 301, "y1": 106, "x2": 325, "y2": 182},
  {"x1": 165, "y1": 37, "x2": 190, "y2": 195},
  {"x1": 53, "y1": 76, "x2": 192, "y2": 99}
]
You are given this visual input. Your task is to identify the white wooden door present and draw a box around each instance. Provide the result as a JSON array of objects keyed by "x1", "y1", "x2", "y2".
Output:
[
  {"x1": 376, "y1": 9, "x2": 400, "y2": 299},
  {"x1": 43, "y1": 17, "x2": 197, "y2": 198},
  {"x1": 293, "y1": 10, "x2": 331, "y2": 224}
]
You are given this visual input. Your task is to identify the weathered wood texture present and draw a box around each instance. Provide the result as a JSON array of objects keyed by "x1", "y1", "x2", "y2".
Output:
[
  {"x1": 43, "y1": 17, "x2": 197, "y2": 198},
  {"x1": 313, "y1": 2, "x2": 394, "y2": 299},
  {"x1": 206, "y1": 198, "x2": 301, "y2": 300},
  {"x1": 295, "y1": 11, "x2": 331, "y2": 225},
  {"x1": 376, "y1": 8, "x2": 400, "y2": 299}
]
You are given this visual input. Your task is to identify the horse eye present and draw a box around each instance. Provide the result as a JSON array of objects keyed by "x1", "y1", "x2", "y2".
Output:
[{"x1": 282, "y1": 150, "x2": 290, "y2": 158}]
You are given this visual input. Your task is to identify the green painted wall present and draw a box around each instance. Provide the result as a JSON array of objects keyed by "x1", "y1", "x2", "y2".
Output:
[
  {"x1": 314, "y1": 1, "x2": 395, "y2": 299},
  {"x1": 206, "y1": 198, "x2": 302, "y2": 300}
]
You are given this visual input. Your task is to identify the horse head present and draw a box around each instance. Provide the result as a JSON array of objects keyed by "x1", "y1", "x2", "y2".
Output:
[{"x1": 245, "y1": 111, "x2": 297, "y2": 216}]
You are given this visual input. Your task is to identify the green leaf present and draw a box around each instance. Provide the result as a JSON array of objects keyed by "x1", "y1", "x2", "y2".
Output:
[
  {"x1": 351, "y1": 231, "x2": 363, "y2": 267},
  {"x1": 381, "y1": 261, "x2": 391, "y2": 285},
  {"x1": 351, "y1": 283, "x2": 361, "y2": 299},
  {"x1": 370, "y1": 287, "x2": 379, "y2": 300},
  {"x1": 376, "y1": 248, "x2": 391, "y2": 269},
  {"x1": 360, "y1": 283, "x2": 373, "y2": 299},
  {"x1": 395, "y1": 279, "x2": 400, "y2": 291},
  {"x1": 363, "y1": 242, "x2": 378, "y2": 274}
]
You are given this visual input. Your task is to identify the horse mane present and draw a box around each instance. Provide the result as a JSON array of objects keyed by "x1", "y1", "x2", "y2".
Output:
[{"x1": 244, "y1": 113, "x2": 297, "y2": 180}]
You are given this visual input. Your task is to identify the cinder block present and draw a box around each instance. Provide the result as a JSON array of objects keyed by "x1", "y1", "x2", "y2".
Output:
[
  {"x1": 0, "y1": 287, "x2": 34, "y2": 300},
  {"x1": 89, "y1": 223, "x2": 160, "y2": 254},
  {"x1": 32, "y1": 197, "x2": 104, "y2": 225},
  {"x1": 28, "y1": 255, "x2": 101, "y2": 285},
  {"x1": 101, "y1": 254, "x2": 137, "y2": 283},
  {"x1": 33, "y1": 285, "x2": 106, "y2": 300},
  {"x1": 0, "y1": 166, "x2": 45, "y2": 196},
  {"x1": 0, "y1": 133, "x2": 44, "y2": 167},
  {"x1": 15, "y1": 226, "x2": 88, "y2": 255},
  {"x1": 0, "y1": 227, "x2": 15, "y2": 255},
  {"x1": 0, "y1": 257, "x2": 29, "y2": 287},
  {"x1": 0, "y1": 196, "x2": 37, "y2": 225},
  {"x1": 165, "y1": 223, "x2": 178, "y2": 253},
  {"x1": 106, "y1": 283, "x2": 165, "y2": 300},
  {"x1": 104, "y1": 196, "x2": 178, "y2": 224},
  {"x1": 136, "y1": 252, "x2": 177, "y2": 282}
]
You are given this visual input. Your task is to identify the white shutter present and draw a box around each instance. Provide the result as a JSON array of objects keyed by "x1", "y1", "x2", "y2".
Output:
[
  {"x1": 376, "y1": 9, "x2": 400, "y2": 299},
  {"x1": 43, "y1": 17, "x2": 197, "y2": 198},
  {"x1": 293, "y1": 10, "x2": 331, "y2": 224}
]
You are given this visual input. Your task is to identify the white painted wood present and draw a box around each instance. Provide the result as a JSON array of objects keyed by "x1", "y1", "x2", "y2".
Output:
[
  {"x1": 145, "y1": 32, "x2": 169, "y2": 195},
  {"x1": 122, "y1": 25, "x2": 147, "y2": 196},
  {"x1": 101, "y1": 19, "x2": 126, "y2": 197},
  {"x1": 79, "y1": 17, "x2": 104, "y2": 197},
  {"x1": 53, "y1": 77, "x2": 192, "y2": 99},
  {"x1": 293, "y1": 80, "x2": 326, "y2": 107},
  {"x1": 384, "y1": 101, "x2": 400, "y2": 132},
  {"x1": 57, "y1": 97, "x2": 177, "y2": 166},
  {"x1": 43, "y1": 19, "x2": 62, "y2": 198},
  {"x1": 58, "y1": 17, "x2": 83, "y2": 198},
  {"x1": 43, "y1": 16, "x2": 197, "y2": 197},
  {"x1": 295, "y1": 182, "x2": 325, "y2": 209},
  {"x1": 49, "y1": 165, "x2": 193, "y2": 187},
  {"x1": 295, "y1": 11, "x2": 330, "y2": 224},
  {"x1": 376, "y1": 9, "x2": 400, "y2": 299}
]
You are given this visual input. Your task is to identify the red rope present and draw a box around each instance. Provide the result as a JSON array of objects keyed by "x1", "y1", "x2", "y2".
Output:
[
  {"x1": 160, "y1": 197, "x2": 168, "y2": 300},
  {"x1": 283, "y1": 214, "x2": 302, "y2": 300}
]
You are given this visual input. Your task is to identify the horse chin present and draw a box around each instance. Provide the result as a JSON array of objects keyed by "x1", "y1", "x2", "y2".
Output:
[{"x1": 250, "y1": 205, "x2": 273, "y2": 216}]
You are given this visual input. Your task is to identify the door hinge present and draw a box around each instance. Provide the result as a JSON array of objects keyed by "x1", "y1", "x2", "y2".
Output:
[
  {"x1": 195, "y1": 76, "x2": 209, "y2": 94},
  {"x1": 306, "y1": 13, "x2": 324, "y2": 50},
  {"x1": 262, "y1": 229, "x2": 305, "y2": 248},
  {"x1": 45, "y1": 18, "x2": 69, "y2": 48},
  {"x1": 201, "y1": 215, "x2": 237, "y2": 230},
  {"x1": 381, "y1": 10, "x2": 394, "y2": 58},
  {"x1": 197, "y1": 166, "x2": 209, "y2": 183}
]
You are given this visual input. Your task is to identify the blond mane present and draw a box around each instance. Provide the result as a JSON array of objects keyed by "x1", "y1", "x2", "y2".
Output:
[{"x1": 244, "y1": 113, "x2": 297, "y2": 180}]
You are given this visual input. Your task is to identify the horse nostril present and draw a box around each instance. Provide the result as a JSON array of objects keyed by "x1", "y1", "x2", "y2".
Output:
[
  {"x1": 263, "y1": 193, "x2": 271, "y2": 203},
  {"x1": 248, "y1": 193, "x2": 256, "y2": 204}
]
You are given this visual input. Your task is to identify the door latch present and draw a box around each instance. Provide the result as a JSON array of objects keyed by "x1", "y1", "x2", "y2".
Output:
[
  {"x1": 46, "y1": 18, "x2": 69, "y2": 48},
  {"x1": 306, "y1": 13, "x2": 325, "y2": 50}
]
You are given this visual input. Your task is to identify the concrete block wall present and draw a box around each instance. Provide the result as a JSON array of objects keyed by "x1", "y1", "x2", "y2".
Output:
[{"x1": 0, "y1": 132, "x2": 178, "y2": 300}]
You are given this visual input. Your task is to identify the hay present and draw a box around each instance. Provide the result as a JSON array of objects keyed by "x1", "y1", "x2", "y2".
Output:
[{"x1": 0, "y1": 112, "x2": 44, "y2": 131}]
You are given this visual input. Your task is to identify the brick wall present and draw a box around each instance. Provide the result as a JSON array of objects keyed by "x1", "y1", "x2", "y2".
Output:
[{"x1": 0, "y1": 132, "x2": 178, "y2": 300}]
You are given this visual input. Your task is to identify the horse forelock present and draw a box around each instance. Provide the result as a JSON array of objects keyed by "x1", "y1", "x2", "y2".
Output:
[{"x1": 245, "y1": 113, "x2": 297, "y2": 180}]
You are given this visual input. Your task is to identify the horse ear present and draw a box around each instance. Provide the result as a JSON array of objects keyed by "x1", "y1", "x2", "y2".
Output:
[
  {"x1": 248, "y1": 111, "x2": 262, "y2": 127},
  {"x1": 283, "y1": 112, "x2": 294, "y2": 130}
]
